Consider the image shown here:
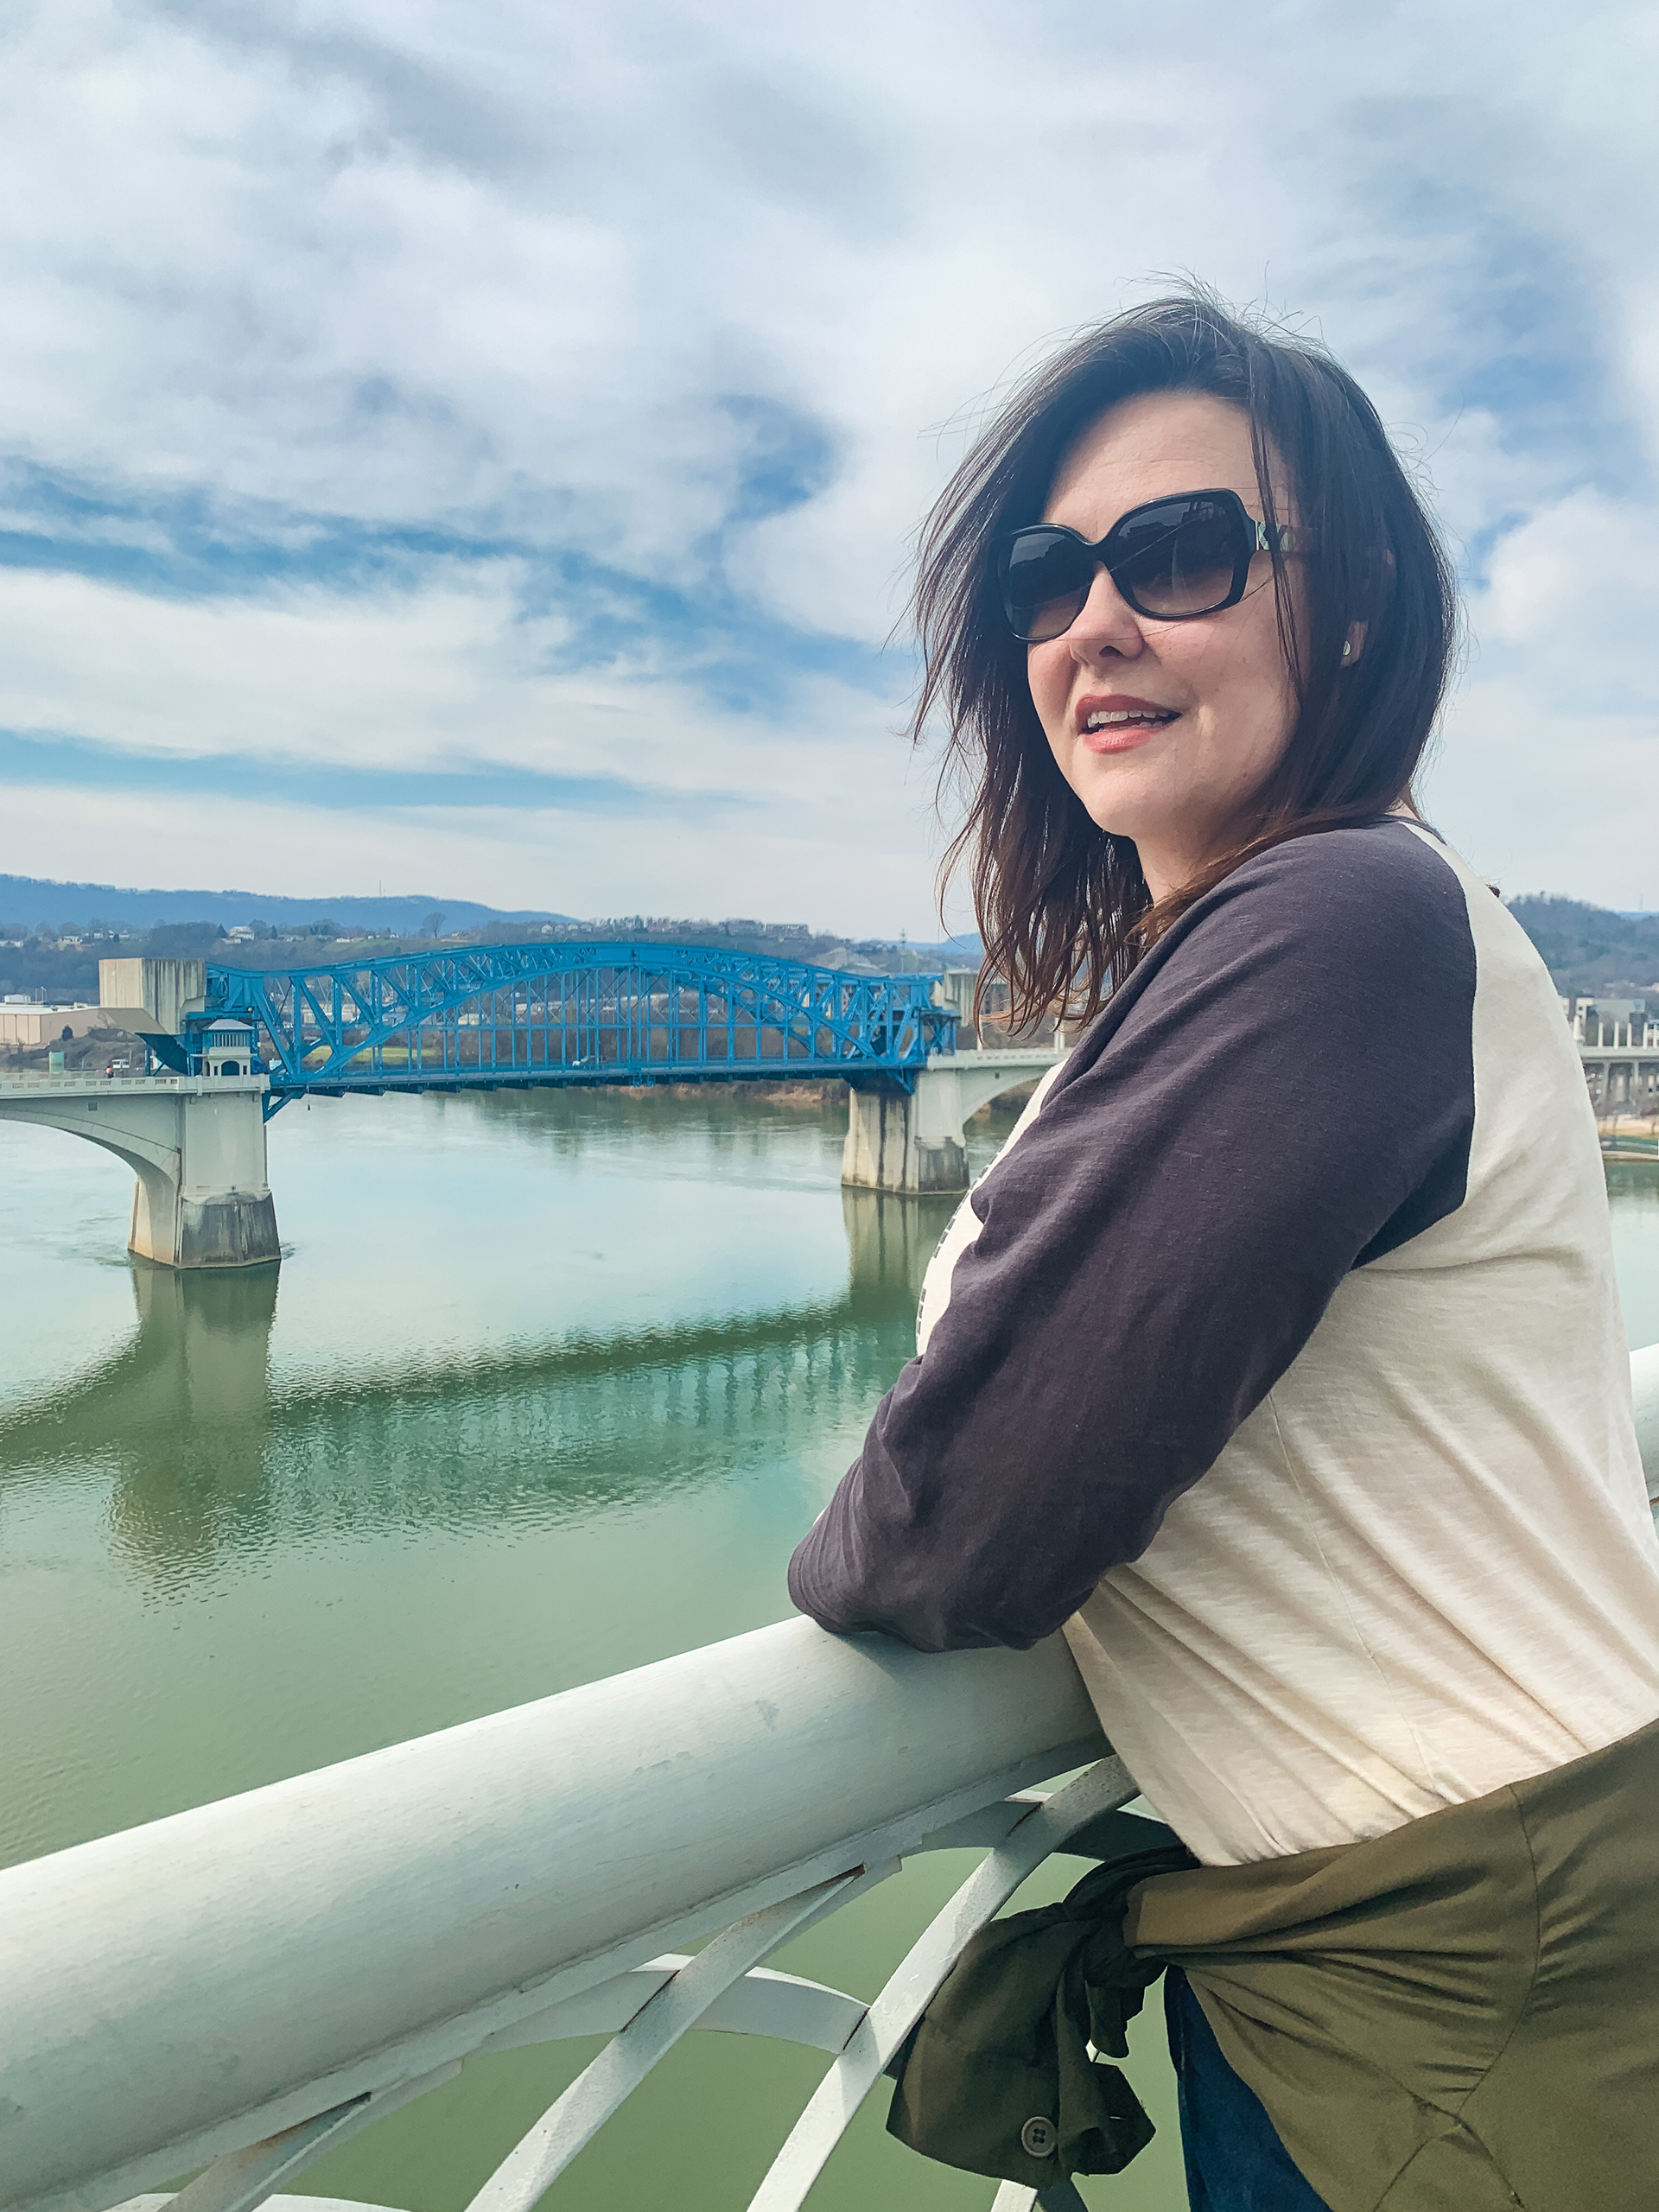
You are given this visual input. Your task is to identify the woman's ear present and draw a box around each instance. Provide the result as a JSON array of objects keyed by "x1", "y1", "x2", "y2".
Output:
[{"x1": 1350, "y1": 543, "x2": 1396, "y2": 658}]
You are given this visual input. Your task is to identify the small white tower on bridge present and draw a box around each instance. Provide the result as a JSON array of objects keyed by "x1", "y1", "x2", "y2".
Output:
[{"x1": 201, "y1": 1018, "x2": 258, "y2": 1077}]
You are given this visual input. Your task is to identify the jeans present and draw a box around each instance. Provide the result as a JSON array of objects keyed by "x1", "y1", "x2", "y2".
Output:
[{"x1": 1164, "y1": 1968, "x2": 1334, "y2": 2211}]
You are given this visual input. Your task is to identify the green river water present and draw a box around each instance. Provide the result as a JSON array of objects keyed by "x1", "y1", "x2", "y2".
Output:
[{"x1": 3, "y1": 1090, "x2": 1656, "y2": 2212}]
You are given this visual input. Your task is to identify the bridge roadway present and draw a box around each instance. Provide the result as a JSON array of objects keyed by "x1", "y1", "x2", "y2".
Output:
[{"x1": 0, "y1": 1040, "x2": 1063, "y2": 1268}]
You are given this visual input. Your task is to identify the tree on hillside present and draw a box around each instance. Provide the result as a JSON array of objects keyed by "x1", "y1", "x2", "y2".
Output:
[
  {"x1": 143, "y1": 922, "x2": 228, "y2": 958},
  {"x1": 423, "y1": 912, "x2": 447, "y2": 938},
  {"x1": 1508, "y1": 895, "x2": 1659, "y2": 994}
]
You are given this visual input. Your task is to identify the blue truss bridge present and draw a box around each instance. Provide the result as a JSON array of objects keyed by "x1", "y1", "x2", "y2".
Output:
[
  {"x1": 2, "y1": 938, "x2": 1048, "y2": 1268},
  {"x1": 197, "y1": 939, "x2": 958, "y2": 1113}
]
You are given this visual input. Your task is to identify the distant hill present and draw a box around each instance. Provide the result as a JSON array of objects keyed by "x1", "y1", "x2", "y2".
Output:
[
  {"x1": 10, "y1": 868, "x2": 1650, "y2": 1000},
  {"x1": 0, "y1": 871, "x2": 974, "y2": 1011},
  {"x1": 1507, "y1": 896, "x2": 1659, "y2": 995},
  {"x1": 0, "y1": 873, "x2": 575, "y2": 936}
]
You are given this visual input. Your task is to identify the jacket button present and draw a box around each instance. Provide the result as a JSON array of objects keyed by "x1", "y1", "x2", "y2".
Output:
[{"x1": 1020, "y1": 2116, "x2": 1058, "y2": 2158}]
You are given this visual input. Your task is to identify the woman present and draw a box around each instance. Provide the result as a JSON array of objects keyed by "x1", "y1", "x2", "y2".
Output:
[{"x1": 789, "y1": 295, "x2": 1659, "y2": 2209}]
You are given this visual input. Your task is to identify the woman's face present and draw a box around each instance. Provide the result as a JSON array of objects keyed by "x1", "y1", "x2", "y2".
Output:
[{"x1": 1028, "y1": 390, "x2": 1300, "y2": 902}]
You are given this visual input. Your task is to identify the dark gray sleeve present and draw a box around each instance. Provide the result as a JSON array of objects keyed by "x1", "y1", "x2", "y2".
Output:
[{"x1": 787, "y1": 823, "x2": 1478, "y2": 1652}]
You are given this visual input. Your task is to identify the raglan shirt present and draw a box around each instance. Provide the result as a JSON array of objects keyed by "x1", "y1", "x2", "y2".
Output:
[{"x1": 788, "y1": 821, "x2": 1659, "y2": 1866}]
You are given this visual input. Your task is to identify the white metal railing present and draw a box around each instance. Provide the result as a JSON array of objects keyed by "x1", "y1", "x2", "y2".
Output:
[
  {"x1": 0, "y1": 1075, "x2": 267, "y2": 1098},
  {"x1": 4, "y1": 1348, "x2": 1657, "y2": 2212},
  {"x1": 0, "y1": 1620, "x2": 1119, "y2": 2212},
  {"x1": 0, "y1": 1073, "x2": 185, "y2": 1093}
]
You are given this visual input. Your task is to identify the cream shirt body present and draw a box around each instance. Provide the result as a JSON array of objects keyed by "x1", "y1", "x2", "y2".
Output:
[{"x1": 918, "y1": 832, "x2": 1659, "y2": 1865}]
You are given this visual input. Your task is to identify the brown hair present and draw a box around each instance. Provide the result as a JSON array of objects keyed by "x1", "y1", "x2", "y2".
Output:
[{"x1": 912, "y1": 290, "x2": 1459, "y2": 1029}]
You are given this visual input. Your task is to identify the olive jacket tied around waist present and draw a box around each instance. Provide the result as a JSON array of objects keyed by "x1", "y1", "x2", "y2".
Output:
[{"x1": 888, "y1": 1713, "x2": 1659, "y2": 2210}]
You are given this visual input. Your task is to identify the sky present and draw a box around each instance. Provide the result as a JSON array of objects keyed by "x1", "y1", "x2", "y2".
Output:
[{"x1": 1, "y1": 0, "x2": 1656, "y2": 937}]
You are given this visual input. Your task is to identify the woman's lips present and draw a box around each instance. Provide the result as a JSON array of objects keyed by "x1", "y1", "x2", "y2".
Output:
[
  {"x1": 1074, "y1": 695, "x2": 1179, "y2": 753},
  {"x1": 1081, "y1": 721, "x2": 1168, "y2": 753},
  {"x1": 1077, "y1": 709, "x2": 1180, "y2": 754}
]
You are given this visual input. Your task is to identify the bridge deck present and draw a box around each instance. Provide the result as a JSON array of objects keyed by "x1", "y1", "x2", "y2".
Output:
[{"x1": 0, "y1": 1073, "x2": 266, "y2": 1099}]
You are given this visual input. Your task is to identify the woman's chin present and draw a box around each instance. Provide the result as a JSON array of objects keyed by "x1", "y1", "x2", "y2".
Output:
[{"x1": 1072, "y1": 776, "x2": 1164, "y2": 842}]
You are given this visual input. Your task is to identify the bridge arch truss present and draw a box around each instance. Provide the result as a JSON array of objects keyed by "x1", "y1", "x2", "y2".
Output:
[{"x1": 205, "y1": 941, "x2": 956, "y2": 1108}]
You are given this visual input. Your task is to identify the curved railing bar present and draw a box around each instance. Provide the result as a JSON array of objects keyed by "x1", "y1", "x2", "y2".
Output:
[
  {"x1": 149, "y1": 2064, "x2": 460, "y2": 2212},
  {"x1": 122, "y1": 2202, "x2": 404, "y2": 2212},
  {"x1": 745, "y1": 1757, "x2": 1136, "y2": 2212},
  {"x1": 464, "y1": 1872, "x2": 868, "y2": 2212},
  {"x1": 476, "y1": 1955, "x2": 873, "y2": 2061}
]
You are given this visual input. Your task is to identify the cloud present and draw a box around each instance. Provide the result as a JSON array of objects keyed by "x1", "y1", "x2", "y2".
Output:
[
  {"x1": 0, "y1": 0, "x2": 1654, "y2": 923},
  {"x1": 0, "y1": 557, "x2": 922, "y2": 800},
  {"x1": 1422, "y1": 487, "x2": 1659, "y2": 906},
  {"x1": 0, "y1": 561, "x2": 949, "y2": 931},
  {"x1": 0, "y1": 770, "x2": 945, "y2": 937}
]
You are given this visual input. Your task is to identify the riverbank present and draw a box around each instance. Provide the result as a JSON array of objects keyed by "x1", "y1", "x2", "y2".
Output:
[{"x1": 1599, "y1": 1115, "x2": 1659, "y2": 1160}]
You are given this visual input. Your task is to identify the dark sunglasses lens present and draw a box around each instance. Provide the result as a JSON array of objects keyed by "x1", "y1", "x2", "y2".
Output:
[
  {"x1": 1001, "y1": 531, "x2": 1092, "y2": 642},
  {"x1": 1112, "y1": 498, "x2": 1243, "y2": 617}
]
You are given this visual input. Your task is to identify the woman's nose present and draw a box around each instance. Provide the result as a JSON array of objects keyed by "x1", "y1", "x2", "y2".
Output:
[{"x1": 1065, "y1": 568, "x2": 1146, "y2": 663}]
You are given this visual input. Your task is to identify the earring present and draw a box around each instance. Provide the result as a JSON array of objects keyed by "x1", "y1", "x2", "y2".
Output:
[{"x1": 1341, "y1": 640, "x2": 1352, "y2": 659}]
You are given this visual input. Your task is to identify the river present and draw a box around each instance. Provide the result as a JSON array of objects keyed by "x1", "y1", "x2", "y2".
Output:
[{"x1": 3, "y1": 1090, "x2": 1657, "y2": 2212}]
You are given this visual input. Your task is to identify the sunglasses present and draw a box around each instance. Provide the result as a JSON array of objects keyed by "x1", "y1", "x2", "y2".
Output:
[{"x1": 994, "y1": 488, "x2": 1294, "y2": 644}]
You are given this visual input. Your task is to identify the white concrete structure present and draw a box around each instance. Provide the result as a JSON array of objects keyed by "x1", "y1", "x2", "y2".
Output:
[
  {"x1": 1, "y1": 1348, "x2": 1653, "y2": 2212},
  {"x1": 0, "y1": 1002, "x2": 107, "y2": 1048},
  {"x1": 842, "y1": 1048, "x2": 1063, "y2": 1194},
  {"x1": 1567, "y1": 998, "x2": 1659, "y2": 1049},
  {"x1": 99, "y1": 956, "x2": 208, "y2": 1039},
  {"x1": 1561, "y1": 996, "x2": 1659, "y2": 1114},
  {"x1": 0, "y1": 1074, "x2": 280, "y2": 1268},
  {"x1": 1580, "y1": 1043, "x2": 1659, "y2": 1116}
]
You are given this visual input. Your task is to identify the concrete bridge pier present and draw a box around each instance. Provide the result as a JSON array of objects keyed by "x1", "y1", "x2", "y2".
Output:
[
  {"x1": 0, "y1": 1075, "x2": 281, "y2": 1269},
  {"x1": 842, "y1": 1051, "x2": 1064, "y2": 1196},
  {"x1": 128, "y1": 1083, "x2": 281, "y2": 1268}
]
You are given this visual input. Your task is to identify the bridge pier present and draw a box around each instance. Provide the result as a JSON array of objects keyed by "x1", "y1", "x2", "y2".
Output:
[
  {"x1": 0, "y1": 1075, "x2": 281, "y2": 1269},
  {"x1": 129, "y1": 1084, "x2": 281, "y2": 1268},
  {"x1": 842, "y1": 1052, "x2": 1065, "y2": 1196},
  {"x1": 842, "y1": 1080, "x2": 966, "y2": 1195}
]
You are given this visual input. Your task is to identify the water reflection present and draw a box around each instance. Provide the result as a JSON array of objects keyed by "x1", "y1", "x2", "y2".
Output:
[
  {"x1": 1606, "y1": 1161, "x2": 1659, "y2": 1210},
  {"x1": 0, "y1": 1187, "x2": 953, "y2": 1592}
]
